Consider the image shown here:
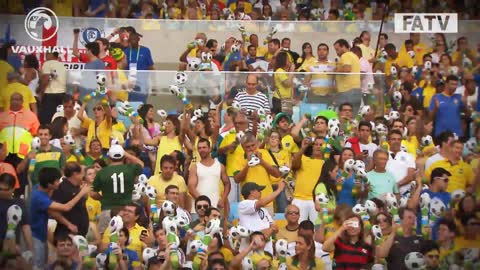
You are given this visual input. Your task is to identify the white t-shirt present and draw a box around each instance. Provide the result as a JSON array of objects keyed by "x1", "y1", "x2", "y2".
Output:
[
  {"x1": 41, "y1": 60, "x2": 67, "y2": 94},
  {"x1": 425, "y1": 153, "x2": 445, "y2": 171},
  {"x1": 455, "y1": 85, "x2": 478, "y2": 110},
  {"x1": 360, "y1": 57, "x2": 374, "y2": 94},
  {"x1": 287, "y1": 241, "x2": 332, "y2": 270},
  {"x1": 238, "y1": 199, "x2": 273, "y2": 254},
  {"x1": 386, "y1": 150, "x2": 416, "y2": 195}
]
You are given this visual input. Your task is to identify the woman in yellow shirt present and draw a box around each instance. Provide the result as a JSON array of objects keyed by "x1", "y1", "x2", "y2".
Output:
[
  {"x1": 296, "y1": 42, "x2": 316, "y2": 72},
  {"x1": 402, "y1": 117, "x2": 420, "y2": 158},
  {"x1": 144, "y1": 115, "x2": 184, "y2": 174},
  {"x1": 273, "y1": 51, "x2": 295, "y2": 114},
  {"x1": 78, "y1": 102, "x2": 113, "y2": 152}
]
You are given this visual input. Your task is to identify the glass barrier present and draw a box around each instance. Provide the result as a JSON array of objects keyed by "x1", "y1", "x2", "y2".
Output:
[
  {"x1": 66, "y1": 70, "x2": 387, "y2": 127},
  {"x1": 3, "y1": 15, "x2": 480, "y2": 69}
]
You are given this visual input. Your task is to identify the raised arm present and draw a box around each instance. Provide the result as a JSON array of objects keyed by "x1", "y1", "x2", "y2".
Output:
[
  {"x1": 49, "y1": 184, "x2": 91, "y2": 212},
  {"x1": 255, "y1": 181, "x2": 285, "y2": 209},
  {"x1": 291, "y1": 138, "x2": 309, "y2": 170}
]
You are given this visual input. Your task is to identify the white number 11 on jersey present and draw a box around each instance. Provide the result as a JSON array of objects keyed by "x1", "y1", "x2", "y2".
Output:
[{"x1": 111, "y1": 172, "x2": 125, "y2": 194}]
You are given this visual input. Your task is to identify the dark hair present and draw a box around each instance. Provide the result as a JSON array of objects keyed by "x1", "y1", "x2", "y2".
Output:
[
  {"x1": 339, "y1": 102, "x2": 353, "y2": 112},
  {"x1": 402, "y1": 81, "x2": 414, "y2": 93},
  {"x1": 171, "y1": 150, "x2": 185, "y2": 174},
  {"x1": 166, "y1": 115, "x2": 180, "y2": 135},
  {"x1": 195, "y1": 195, "x2": 211, "y2": 207},
  {"x1": 64, "y1": 162, "x2": 82, "y2": 178},
  {"x1": 423, "y1": 53, "x2": 432, "y2": 61},
  {"x1": 297, "y1": 42, "x2": 312, "y2": 69},
  {"x1": 269, "y1": 38, "x2": 280, "y2": 47},
  {"x1": 281, "y1": 37, "x2": 291, "y2": 44},
  {"x1": 249, "y1": 231, "x2": 265, "y2": 242},
  {"x1": 50, "y1": 116, "x2": 68, "y2": 139},
  {"x1": 93, "y1": 158, "x2": 107, "y2": 168},
  {"x1": 359, "y1": 31, "x2": 369, "y2": 39},
  {"x1": 339, "y1": 147, "x2": 355, "y2": 167},
  {"x1": 120, "y1": 227, "x2": 130, "y2": 243},
  {"x1": 205, "y1": 207, "x2": 221, "y2": 217},
  {"x1": 351, "y1": 46, "x2": 362, "y2": 57},
  {"x1": 315, "y1": 115, "x2": 329, "y2": 125},
  {"x1": 53, "y1": 233, "x2": 73, "y2": 246},
  {"x1": 298, "y1": 220, "x2": 315, "y2": 231},
  {"x1": 445, "y1": 74, "x2": 458, "y2": 82},
  {"x1": 160, "y1": 155, "x2": 176, "y2": 167},
  {"x1": 379, "y1": 33, "x2": 388, "y2": 40},
  {"x1": 208, "y1": 259, "x2": 227, "y2": 270},
  {"x1": 38, "y1": 124, "x2": 51, "y2": 134},
  {"x1": 197, "y1": 137, "x2": 211, "y2": 148},
  {"x1": 85, "y1": 42, "x2": 100, "y2": 57},
  {"x1": 405, "y1": 39, "x2": 414, "y2": 46},
  {"x1": 370, "y1": 198, "x2": 385, "y2": 210},
  {"x1": 334, "y1": 39, "x2": 350, "y2": 49},
  {"x1": 165, "y1": 184, "x2": 179, "y2": 194},
  {"x1": 384, "y1": 43, "x2": 396, "y2": 51},
  {"x1": 399, "y1": 207, "x2": 417, "y2": 219},
  {"x1": 456, "y1": 194, "x2": 476, "y2": 220},
  {"x1": 352, "y1": 38, "x2": 362, "y2": 47},
  {"x1": 137, "y1": 104, "x2": 153, "y2": 130},
  {"x1": 313, "y1": 159, "x2": 338, "y2": 199},
  {"x1": 206, "y1": 39, "x2": 217, "y2": 49},
  {"x1": 125, "y1": 145, "x2": 141, "y2": 157},
  {"x1": 437, "y1": 218, "x2": 456, "y2": 232},
  {"x1": 39, "y1": 167, "x2": 61, "y2": 188},
  {"x1": 62, "y1": 94, "x2": 75, "y2": 104},
  {"x1": 96, "y1": 37, "x2": 110, "y2": 50},
  {"x1": 358, "y1": 120, "x2": 372, "y2": 131},
  {"x1": 329, "y1": 9, "x2": 339, "y2": 18},
  {"x1": 274, "y1": 51, "x2": 289, "y2": 70},
  {"x1": 420, "y1": 240, "x2": 439, "y2": 255},
  {"x1": 434, "y1": 131, "x2": 454, "y2": 147},
  {"x1": 247, "y1": 44, "x2": 256, "y2": 52},
  {"x1": 388, "y1": 129, "x2": 403, "y2": 140},
  {"x1": 374, "y1": 211, "x2": 393, "y2": 225},
  {"x1": 0, "y1": 173, "x2": 16, "y2": 189},
  {"x1": 24, "y1": 54, "x2": 39, "y2": 69},
  {"x1": 294, "y1": 234, "x2": 315, "y2": 263},
  {"x1": 125, "y1": 202, "x2": 141, "y2": 217}
]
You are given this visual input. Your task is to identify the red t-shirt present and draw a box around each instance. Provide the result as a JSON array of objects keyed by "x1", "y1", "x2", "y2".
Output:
[{"x1": 79, "y1": 53, "x2": 117, "y2": 70}]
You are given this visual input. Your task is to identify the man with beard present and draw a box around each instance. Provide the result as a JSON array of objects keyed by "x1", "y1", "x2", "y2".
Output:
[{"x1": 189, "y1": 138, "x2": 230, "y2": 209}]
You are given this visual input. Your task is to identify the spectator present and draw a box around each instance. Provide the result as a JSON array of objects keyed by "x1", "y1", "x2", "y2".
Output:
[
  {"x1": 296, "y1": 42, "x2": 315, "y2": 71},
  {"x1": 420, "y1": 240, "x2": 441, "y2": 270},
  {"x1": 124, "y1": 31, "x2": 154, "y2": 101},
  {"x1": 51, "y1": 95, "x2": 82, "y2": 144},
  {"x1": 304, "y1": 43, "x2": 336, "y2": 104},
  {"x1": 147, "y1": 155, "x2": 187, "y2": 209},
  {"x1": 0, "y1": 72, "x2": 37, "y2": 113},
  {"x1": 322, "y1": 214, "x2": 373, "y2": 269},
  {"x1": 377, "y1": 208, "x2": 425, "y2": 270},
  {"x1": 277, "y1": 204, "x2": 300, "y2": 243},
  {"x1": 73, "y1": 36, "x2": 117, "y2": 70},
  {"x1": 351, "y1": 46, "x2": 374, "y2": 104},
  {"x1": 189, "y1": 195, "x2": 211, "y2": 230},
  {"x1": 435, "y1": 218, "x2": 456, "y2": 263},
  {"x1": 164, "y1": 185, "x2": 191, "y2": 222},
  {"x1": 313, "y1": 159, "x2": 338, "y2": 226},
  {"x1": 38, "y1": 52, "x2": 67, "y2": 124},
  {"x1": 0, "y1": 173, "x2": 32, "y2": 256},
  {"x1": 454, "y1": 215, "x2": 480, "y2": 251},
  {"x1": 22, "y1": 54, "x2": 40, "y2": 99},
  {"x1": 292, "y1": 137, "x2": 325, "y2": 222},
  {"x1": 91, "y1": 144, "x2": 143, "y2": 233},
  {"x1": 0, "y1": 47, "x2": 14, "y2": 90},
  {"x1": 425, "y1": 131, "x2": 454, "y2": 171},
  {"x1": 30, "y1": 167, "x2": 90, "y2": 270},
  {"x1": 336, "y1": 148, "x2": 357, "y2": 207},
  {"x1": 0, "y1": 143, "x2": 20, "y2": 190},
  {"x1": 234, "y1": 132, "x2": 280, "y2": 215},
  {"x1": 384, "y1": 43, "x2": 414, "y2": 77},
  {"x1": 188, "y1": 138, "x2": 230, "y2": 208},
  {"x1": 287, "y1": 234, "x2": 325, "y2": 269},
  {"x1": 17, "y1": 124, "x2": 65, "y2": 186},
  {"x1": 386, "y1": 130, "x2": 416, "y2": 195},
  {"x1": 272, "y1": 51, "x2": 295, "y2": 114},
  {"x1": 281, "y1": 38, "x2": 299, "y2": 64},
  {"x1": 429, "y1": 75, "x2": 468, "y2": 137},
  {"x1": 51, "y1": 162, "x2": 89, "y2": 237},
  {"x1": 47, "y1": 234, "x2": 79, "y2": 270},
  {"x1": 333, "y1": 39, "x2": 361, "y2": 112},
  {"x1": 366, "y1": 149, "x2": 399, "y2": 200},
  {"x1": 358, "y1": 31, "x2": 375, "y2": 62},
  {"x1": 0, "y1": 93, "x2": 40, "y2": 172},
  {"x1": 84, "y1": 0, "x2": 108, "y2": 17},
  {"x1": 426, "y1": 140, "x2": 474, "y2": 193},
  {"x1": 400, "y1": 33, "x2": 430, "y2": 66},
  {"x1": 345, "y1": 120, "x2": 378, "y2": 158},
  {"x1": 232, "y1": 74, "x2": 270, "y2": 117}
]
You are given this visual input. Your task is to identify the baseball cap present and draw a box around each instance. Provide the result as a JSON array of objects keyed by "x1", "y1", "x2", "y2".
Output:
[
  {"x1": 241, "y1": 182, "x2": 265, "y2": 199},
  {"x1": 272, "y1": 112, "x2": 292, "y2": 127},
  {"x1": 430, "y1": 168, "x2": 451, "y2": 183},
  {"x1": 124, "y1": 26, "x2": 143, "y2": 37},
  {"x1": 108, "y1": 144, "x2": 125, "y2": 160}
]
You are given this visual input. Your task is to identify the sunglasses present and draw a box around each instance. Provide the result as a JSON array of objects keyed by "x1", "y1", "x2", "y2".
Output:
[
  {"x1": 377, "y1": 218, "x2": 388, "y2": 223},
  {"x1": 93, "y1": 106, "x2": 104, "y2": 111},
  {"x1": 287, "y1": 211, "x2": 299, "y2": 215},
  {"x1": 196, "y1": 204, "x2": 209, "y2": 210}
]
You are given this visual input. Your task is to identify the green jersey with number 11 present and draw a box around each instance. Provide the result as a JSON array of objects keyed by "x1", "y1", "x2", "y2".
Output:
[{"x1": 93, "y1": 164, "x2": 142, "y2": 210}]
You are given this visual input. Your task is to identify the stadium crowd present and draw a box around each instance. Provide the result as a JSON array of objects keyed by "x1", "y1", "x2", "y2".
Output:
[{"x1": 1, "y1": 1, "x2": 480, "y2": 269}]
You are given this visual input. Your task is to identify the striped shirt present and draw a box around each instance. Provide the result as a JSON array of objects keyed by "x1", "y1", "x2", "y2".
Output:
[
  {"x1": 233, "y1": 91, "x2": 270, "y2": 115},
  {"x1": 333, "y1": 238, "x2": 373, "y2": 270}
]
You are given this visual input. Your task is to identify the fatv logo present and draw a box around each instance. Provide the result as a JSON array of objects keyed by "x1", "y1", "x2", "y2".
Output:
[
  {"x1": 24, "y1": 7, "x2": 59, "y2": 41},
  {"x1": 394, "y1": 13, "x2": 458, "y2": 33}
]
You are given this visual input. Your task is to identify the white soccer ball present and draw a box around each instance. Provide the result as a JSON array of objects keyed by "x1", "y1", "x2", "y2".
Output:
[
  {"x1": 242, "y1": 256, "x2": 254, "y2": 270},
  {"x1": 354, "y1": 160, "x2": 367, "y2": 177},
  {"x1": 451, "y1": 189, "x2": 466, "y2": 201},
  {"x1": 375, "y1": 123, "x2": 388, "y2": 135},
  {"x1": 31, "y1": 137, "x2": 41, "y2": 151},
  {"x1": 175, "y1": 71, "x2": 188, "y2": 85},
  {"x1": 371, "y1": 225, "x2": 383, "y2": 240},
  {"x1": 96, "y1": 73, "x2": 106, "y2": 85},
  {"x1": 145, "y1": 185, "x2": 157, "y2": 200},
  {"x1": 205, "y1": 218, "x2": 221, "y2": 236},
  {"x1": 63, "y1": 134, "x2": 75, "y2": 145},
  {"x1": 162, "y1": 216, "x2": 178, "y2": 234},
  {"x1": 189, "y1": 239, "x2": 206, "y2": 254},
  {"x1": 169, "y1": 85, "x2": 181, "y2": 96},
  {"x1": 96, "y1": 253, "x2": 107, "y2": 268},
  {"x1": 407, "y1": 50, "x2": 415, "y2": 58},
  {"x1": 279, "y1": 166, "x2": 290, "y2": 176},
  {"x1": 424, "y1": 61, "x2": 432, "y2": 70},
  {"x1": 388, "y1": 111, "x2": 401, "y2": 121},
  {"x1": 72, "y1": 235, "x2": 88, "y2": 250},
  {"x1": 231, "y1": 42, "x2": 241, "y2": 53},
  {"x1": 393, "y1": 91, "x2": 402, "y2": 103},
  {"x1": 109, "y1": 215, "x2": 123, "y2": 234},
  {"x1": 329, "y1": 123, "x2": 340, "y2": 137},
  {"x1": 421, "y1": 135, "x2": 433, "y2": 147},
  {"x1": 187, "y1": 58, "x2": 201, "y2": 71},
  {"x1": 344, "y1": 159, "x2": 356, "y2": 172},
  {"x1": 157, "y1": 109, "x2": 168, "y2": 119},
  {"x1": 275, "y1": 239, "x2": 288, "y2": 257},
  {"x1": 385, "y1": 193, "x2": 398, "y2": 209},
  {"x1": 142, "y1": 248, "x2": 157, "y2": 265},
  {"x1": 400, "y1": 196, "x2": 409, "y2": 208},
  {"x1": 429, "y1": 198, "x2": 446, "y2": 217},
  {"x1": 420, "y1": 192, "x2": 431, "y2": 209},
  {"x1": 411, "y1": 66, "x2": 418, "y2": 75},
  {"x1": 466, "y1": 138, "x2": 478, "y2": 153},
  {"x1": 7, "y1": 204, "x2": 22, "y2": 226},
  {"x1": 352, "y1": 203, "x2": 366, "y2": 215},
  {"x1": 328, "y1": 118, "x2": 340, "y2": 129},
  {"x1": 404, "y1": 252, "x2": 425, "y2": 270},
  {"x1": 56, "y1": 104, "x2": 64, "y2": 112},
  {"x1": 162, "y1": 200, "x2": 176, "y2": 217},
  {"x1": 359, "y1": 105, "x2": 371, "y2": 117},
  {"x1": 247, "y1": 154, "x2": 260, "y2": 167},
  {"x1": 315, "y1": 193, "x2": 329, "y2": 205},
  {"x1": 390, "y1": 66, "x2": 398, "y2": 77},
  {"x1": 365, "y1": 200, "x2": 377, "y2": 215}
]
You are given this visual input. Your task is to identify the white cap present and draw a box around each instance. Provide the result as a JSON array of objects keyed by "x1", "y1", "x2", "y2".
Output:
[{"x1": 108, "y1": 144, "x2": 125, "y2": 160}]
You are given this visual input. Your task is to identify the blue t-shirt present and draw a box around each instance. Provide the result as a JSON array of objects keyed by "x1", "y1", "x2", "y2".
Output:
[
  {"x1": 223, "y1": 52, "x2": 242, "y2": 71},
  {"x1": 336, "y1": 171, "x2": 356, "y2": 207},
  {"x1": 416, "y1": 189, "x2": 451, "y2": 240},
  {"x1": 30, "y1": 186, "x2": 52, "y2": 242},
  {"x1": 411, "y1": 87, "x2": 424, "y2": 106},
  {"x1": 88, "y1": 0, "x2": 108, "y2": 17},
  {"x1": 124, "y1": 46, "x2": 154, "y2": 71},
  {"x1": 429, "y1": 93, "x2": 465, "y2": 137}
]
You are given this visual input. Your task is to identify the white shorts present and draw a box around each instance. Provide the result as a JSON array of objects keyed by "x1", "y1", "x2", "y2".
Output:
[{"x1": 292, "y1": 198, "x2": 317, "y2": 223}]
